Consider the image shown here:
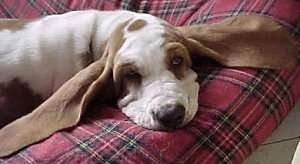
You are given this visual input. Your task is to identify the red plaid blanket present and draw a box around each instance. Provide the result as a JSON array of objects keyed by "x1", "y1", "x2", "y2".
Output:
[{"x1": 1, "y1": 0, "x2": 300, "y2": 163}]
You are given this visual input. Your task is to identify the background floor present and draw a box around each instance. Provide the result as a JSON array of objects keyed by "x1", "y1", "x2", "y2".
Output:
[{"x1": 245, "y1": 102, "x2": 300, "y2": 164}]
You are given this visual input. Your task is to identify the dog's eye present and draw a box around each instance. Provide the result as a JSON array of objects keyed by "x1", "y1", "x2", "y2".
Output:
[
  {"x1": 124, "y1": 70, "x2": 141, "y2": 81},
  {"x1": 171, "y1": 56, "x2": 183, "y2": 66}
]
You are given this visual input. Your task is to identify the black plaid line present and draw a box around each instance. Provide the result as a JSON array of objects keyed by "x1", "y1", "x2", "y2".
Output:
[
  {"x1": 0, "y1": 0, "x2": 18, "y2": 17},
  {"x1": 98, "y1": 155, "x2": 116, "y2": 164},
  {"x1": 197, "y1": 67, "x2": 250, "y2": 112},
  {"x1": 157, "y1": 1, "x2": 172, "y2": 19},
  {"x1": 264, "y1": 70, "x2": 292, "y2": 101},
  {"x1": 184, "y1": 0, "x2": 209, "y2": 25},
  {"x1": 243, "y1": 70, "x2": 278, "y2": 112},
  {"x1": 168, "y1": 0, "x2": 190, "y2": 15},
  {"x1": 120, "y1": 0, "x2": 140, "y2": 12},
  {"x1": 229, "y1": 0, "x2": 248, "y2": 16},
  {"x1": 97, "y1": 134, "x2": 141, "y2": 163},
  {"x1": 26, "y1": 0, "x2": 51, "y2": 16},
  {"x1": 60, "y1": 133, "x2": 109, "y2": 163},
  {"x1": 119, "y1": 134, "x2": 139, "y2": 151},
  {"x1": 0, "y1": 1, "x2": 16, "y2": 18},
  {"x1": 102, "y1": 122, "x2": 121, "y2": 133},
  {"x1": 264, "y1": 70, "x2": 295, "y2": 120},
  {"x1": 217, "y1": 112, "x2": 252, "y2": 142},
  {"x1": 243, "y1": 69, "x2": 293, "y2": 124},
  {"x1": 199, "y1": 68, "x2": 287, "y2": 116},
  {"x1": 216, "y1": 112, "x2": 252, "y2": 163},
  {"x1": 199, "y1": 67, "x2": 292, "y2": 125},
  {"x1": 77, "y1": 139, "x2": 97, "y2": 154},
  {"x1": 83, "y1": 123, "x2": 143, "y2": 163},
  {"x1": 290, "y1": 20, "x2": 300, "y2": 40},
  {"x1": 195, "y1": 132, "x2": 215, "y2": 150},
  {"x1": 260, "y1": 0, "x2": 276, "y2": 15},
  {"x1": 47, "y1": 0, "x2": 70, "y2": 13},
  {"x1": 63, "y1": 123, "x2": 121, "y2": 163},
  {"x1": 265, "y1": 98, "x2": 280, "y2": 114},
  {"x1": 293, "y1": 22, "x2": 300, "y2": 38},
  {"x1": 156, "y1": 1, "x2": 190, "y2": 21},
  {"x1": 257, "y1": 70, "x2": 290, "y2": 101},
  {"x1": 194, "y1": 130, "x2": 232, "y2": 163},
  {"x1": 91, "y1": 147, "x2": 120, "y2": 164},
  {"x1": 138, "y1": 1, "x2": 151, "y2": 13},
  {"x1": 191, "y1": 0, "x2": 216, "y2": 25},
  {"x1": 160, "y1": 0, "x2": 190, "y2": 13},
  {"x1": 191, "y1": 111, "x2": 252, "y2": 163},
  {"x1": 72, "y1": 123, "x2": 120, "y2": 151},
  {"x1": 197, "y1": 68, "x2": 221, "y2": 87}
]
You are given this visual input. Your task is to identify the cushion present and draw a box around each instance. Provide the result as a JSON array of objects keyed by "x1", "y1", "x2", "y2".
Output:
[{"x1": 1, "y1": 0, "x2": 299, "y2": 163}]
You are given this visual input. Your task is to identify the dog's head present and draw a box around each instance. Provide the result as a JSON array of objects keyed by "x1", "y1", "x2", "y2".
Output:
[
  {"x1": 0, "y1": 14, "x2": 298, "y2": 157},
  {"x1": 110, "y1": 14, "x2": 298, "y2": 130},
  {"x1": 112, "y1": 15, "x2": 199, "y2": 130}
]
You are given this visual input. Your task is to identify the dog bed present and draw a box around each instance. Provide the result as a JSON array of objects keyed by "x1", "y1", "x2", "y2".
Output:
[{"x1": 0, "y1": 0, "x2": 299, "y2": 163}]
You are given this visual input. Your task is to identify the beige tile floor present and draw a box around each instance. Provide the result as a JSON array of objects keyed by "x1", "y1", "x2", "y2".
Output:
[{"x1": 245, "y1": 102, "x2": 300, "y2": 164}]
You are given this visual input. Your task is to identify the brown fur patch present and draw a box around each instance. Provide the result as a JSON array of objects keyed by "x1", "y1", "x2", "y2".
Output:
[
  {"x1": 114, "y1": 62, "x2": 141, "y2": 100},
  {"x1": 0, "y1": 19, "x2": 34, "y2": 31},
  {"x1": 127, "y1": 19, "x2": 147, "y2": 31},
  {"x1": 161, "y1": 23, "x2": 187, "y2": 45},
  {"x1": 110, "y1": 19, "x2": 133, "y2": 67},
  {"x1": 176, "y1": 15, "x2": 299, "y2": 68},
  {"x1": 77, "y1": 51, "x2": 94, "y2": 69},
  {"x1": 0, "y1": 78, "x2": 43, "y2": 128},
  {"x1": 95, "y1": 19, "x2": 133, "y2": 99},
  {"x1": 164, "y1": 43, "x2": 191, "y2": 80},
  {"x1": 161, "y1": 24, "x2": 192, "y2": 80},
  {"x1": 110, "y1": 20, "x2": 131, "y2": 56}
]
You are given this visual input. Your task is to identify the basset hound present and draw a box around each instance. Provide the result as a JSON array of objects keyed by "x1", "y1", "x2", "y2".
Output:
[{"x1": 0, "y1": 10, "x2": 298, "y2": 157}]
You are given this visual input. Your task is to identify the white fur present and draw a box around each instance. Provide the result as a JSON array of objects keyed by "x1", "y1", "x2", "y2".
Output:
[
  {"x1": 0, "y1": 10, "x2": 199, "y2": 130},
  {"x1": 116, "y1": 14, "x2": 199, "y2": 130},
  {"x1": 0, "y1": 10, "x2": 135, "y2": 98}
]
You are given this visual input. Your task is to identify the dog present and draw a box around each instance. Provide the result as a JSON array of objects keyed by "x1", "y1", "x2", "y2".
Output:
[{"x1": 0, "y1": 10, "x2": 298, "y2": 157}]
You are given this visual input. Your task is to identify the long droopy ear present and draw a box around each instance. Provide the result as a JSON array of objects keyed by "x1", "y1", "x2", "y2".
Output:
[
  {"x1": 0, "y1": 48, "x2": 114, "y2": 157},
  {"x1": 177, "y1": 15, "x2": 299, "y2": 68}
]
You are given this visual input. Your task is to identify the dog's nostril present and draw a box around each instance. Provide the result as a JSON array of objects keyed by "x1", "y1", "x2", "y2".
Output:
[{"x1": 156, "y1": 104, "x2": 185, "y2": 129}]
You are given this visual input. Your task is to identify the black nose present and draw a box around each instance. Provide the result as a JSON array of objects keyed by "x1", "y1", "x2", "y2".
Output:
[{"x1": 156, "y1": 104, "x2": 185, "y2": 129}]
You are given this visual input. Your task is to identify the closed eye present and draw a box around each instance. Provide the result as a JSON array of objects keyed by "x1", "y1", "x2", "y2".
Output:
[
  {"x1": 116, "y1": 62, "x2": 142, "y2": 85},
  {"x1": 124, "y1": 70, "x2": 142, "y2": 82},
  {"x1": 114, "y1": 62, "x2": 142, "y2": 100}
]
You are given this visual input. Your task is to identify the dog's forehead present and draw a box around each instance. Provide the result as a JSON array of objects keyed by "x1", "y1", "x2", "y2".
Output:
[
  {"x1": 116, "y1": 15, "x2": 166, "y2": 63},
  {"x1": 123, "y1": 15, "x2": 166, "y2": 44},
  {"x1": 116, "y1": 15, "x2": 186, "y2": 65}
]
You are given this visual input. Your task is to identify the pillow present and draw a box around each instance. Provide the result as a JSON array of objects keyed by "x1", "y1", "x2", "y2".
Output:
[{"x1": 1, "y1": 0, "x2": 299, "y2": 163}]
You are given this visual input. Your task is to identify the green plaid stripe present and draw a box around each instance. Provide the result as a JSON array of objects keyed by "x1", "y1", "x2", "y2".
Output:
[
  {"x1": 56, "y1": 121, "x2": 159, "y2": 163},
  {"x1": 244, "y1": 70, "x2": 293, "y2": 124}
]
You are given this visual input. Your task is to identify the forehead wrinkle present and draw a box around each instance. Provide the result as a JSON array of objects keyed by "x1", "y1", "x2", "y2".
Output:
[
  {"x1": 121, "y1": 15, "x2": 166, "y2": 54},
  {"x1": 127, "y1": 19, "x2": 147, "y2": 31},
  {"x1": 124, "y1": 14, "x2": 165, "y2": 40},
  {"x1": 115, "y1": 52, "x2": 146, "y2": 75},
  {"x1": 117, "y1": 15, "x2": 173, "y2": 80},
  {"x1": 116, "y1": 60, "x2": 140, "y2": 74},
  {"x1": 118, "y1": 21, "x2": 165, "y2": 59}
]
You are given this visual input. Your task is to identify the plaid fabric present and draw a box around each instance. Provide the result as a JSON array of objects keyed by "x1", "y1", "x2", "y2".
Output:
[{"x1": 1, "y1": 0, "x2": 300, "y2": 163}]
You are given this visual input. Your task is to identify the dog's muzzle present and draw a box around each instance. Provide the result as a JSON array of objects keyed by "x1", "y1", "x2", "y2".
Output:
[
  {"x1": 120, "y1": 70, "x2": 199, "y2": 131},
  {"x1": 155, "y1": 103, "x2": 185, "y2": 129}
]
